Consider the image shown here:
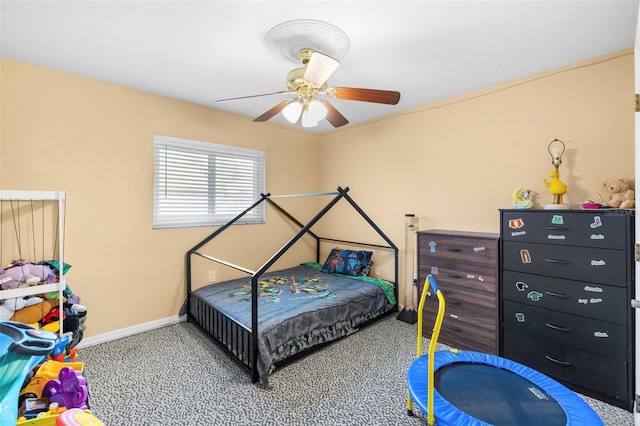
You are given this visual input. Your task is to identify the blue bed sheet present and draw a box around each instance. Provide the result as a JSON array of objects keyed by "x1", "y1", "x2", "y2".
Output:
[{"x1": 191, "y1": 263, "x2": 395, "y2": 384}]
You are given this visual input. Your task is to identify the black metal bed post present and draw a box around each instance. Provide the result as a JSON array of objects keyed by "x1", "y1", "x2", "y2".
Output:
[
  {"x1": 186, "y1": 255, "x2": 192, "y2": 321},
  {"x1": 339, "y1": 187, "x2": 400, "y2": 297},
  {"x1": 250, "y1": 273, "x2": 259, "y2": 383},
  {"x1": 249, "y1": 187, "x2": 349, "y2": 382},
  {"x1": 185, "y1": 193, "x2": 270, "y2": 322}
]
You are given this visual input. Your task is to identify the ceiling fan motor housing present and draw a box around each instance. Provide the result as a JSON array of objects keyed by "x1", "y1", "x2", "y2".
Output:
[{"x1": 286, "y1": 66, "x2": 326, "y2": 94}]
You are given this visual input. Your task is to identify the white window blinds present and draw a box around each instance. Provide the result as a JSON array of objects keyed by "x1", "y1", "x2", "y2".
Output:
[{"x1": 153, "y1": 135, "x2": 265, "y2": 229}]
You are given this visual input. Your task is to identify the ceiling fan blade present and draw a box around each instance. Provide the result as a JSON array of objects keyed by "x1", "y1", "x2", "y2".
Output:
[
  {"x1": 253, "y1": 101, "x2": 290, "y2": 122},
  {"x1": 216, "y1": 91, "x2": 290, "y2": 103},
  {"x1": 321, "y1": 101, "x2": 349, "y2": 128},
  {"x1": 327, "y1": 87, "x2": 401, "y2": 105},
  {"x1": 303, "y1": 51, "x2": 340, "y2": 87}
]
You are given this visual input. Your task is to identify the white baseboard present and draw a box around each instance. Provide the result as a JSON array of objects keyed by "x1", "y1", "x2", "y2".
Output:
[{"x1": 77, "y1": 315, "x2": 186, "y2": 349}]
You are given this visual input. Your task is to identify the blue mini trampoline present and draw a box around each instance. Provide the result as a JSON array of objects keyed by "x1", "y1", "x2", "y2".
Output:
[{"x1": 406, "y1": 275, "x2": 604, "y2": 426}]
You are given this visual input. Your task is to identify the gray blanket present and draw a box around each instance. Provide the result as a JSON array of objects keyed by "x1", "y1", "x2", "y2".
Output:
[{"x1": 191, "y1": 263, "x2": 395, "y2": 384}]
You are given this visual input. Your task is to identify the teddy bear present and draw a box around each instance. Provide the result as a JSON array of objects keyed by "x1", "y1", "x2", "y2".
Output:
[
  {"x1": 0, "y1": 296, "x2": 45, "y2": 321},
  {"x1": 604, "y1": 178, "x2": 635, "y2": 209},
  {"x1": 0, "y1": 261, "x2": 56, "y2": 290}
]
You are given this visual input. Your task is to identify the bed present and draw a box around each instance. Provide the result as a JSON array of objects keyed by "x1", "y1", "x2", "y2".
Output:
[{"x1": 186, "y1": 186, "x2": 398, "y2": 386}]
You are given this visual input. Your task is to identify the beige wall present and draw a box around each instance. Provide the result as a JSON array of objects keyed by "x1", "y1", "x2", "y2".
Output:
[
  {"x1": 0, "y1": 49, "x2": 635, "y2": 336},
  {"x1": 318, "y1": 50, "x2": 635, "y2": 297},
  {"x1": 0, "y1": 58, "x2": 321, "y2": 336}
]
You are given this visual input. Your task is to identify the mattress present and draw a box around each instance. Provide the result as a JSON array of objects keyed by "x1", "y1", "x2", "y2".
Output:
[{"x1": 191, "y1": 262, "x2": 396, "y2": 384}]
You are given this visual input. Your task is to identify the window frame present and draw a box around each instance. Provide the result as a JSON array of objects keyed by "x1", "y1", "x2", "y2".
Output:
[{"x1": 153, "y1": 135, "x2": 266, "y2": 229}]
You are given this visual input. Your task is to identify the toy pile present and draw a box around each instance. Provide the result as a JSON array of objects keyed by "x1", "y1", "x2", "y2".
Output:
[
  {"x1": 0, "y1": 321, "x2": 104, "y2": 425},
  {"x1": 0, "y1": 260, "x2": 87, "y2": 362},
  {"x1": 0, "y1": 260, "x2": 98, "y2": 425}
]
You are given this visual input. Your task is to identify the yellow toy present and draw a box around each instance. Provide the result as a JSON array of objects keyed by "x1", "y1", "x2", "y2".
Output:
[
  {"x1": 543, "y1": 138, "x2": 570, "y2": 209},
  {"x1": 19, "y1": 360, "x2": 84, "y2": 402},
  {"x1": 12, "y1": 298, "x2": 62, "y2": 325},
  {"x1": 17, "y1": 408, "x2": 104, "y2": 426},
  {"x1": 543, "y1": 169, "x2": 568, "y2": 205},
  {"x1": 603, "y1": 178, "x2": 635, "y2": 209}
]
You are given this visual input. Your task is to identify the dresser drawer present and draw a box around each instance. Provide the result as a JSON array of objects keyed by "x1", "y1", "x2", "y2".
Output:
[
  {"x1": 503, "y1": 301, "x2": 627, "y2": 359},
  {"x1": 418, "y1": 230, "x2": 499, "y2": 355},
  {"x1": 503, "y1": 330, "x2": 629, "y2": 405},
  {"x1": 418, "y1": 232, "x2": 498, "y2": 267},
  {"x1": 422, "y1": 285, "x2": 497, "y2": 330},
  {"x1": 422, "y1": 304, "x2": 497, "y2": 354},
  {"x1": 419, "y1": 262, "x2": 496, "y2": 295},
  {"x1": 501, "y1": 210, "x2": 630, "y2": 249},
  {"x1": 502, "y1": 240, "x2": 628, "y2": 285},
  {"x1": 502, "y1": 271, "x2": 628, "y2": 324}
]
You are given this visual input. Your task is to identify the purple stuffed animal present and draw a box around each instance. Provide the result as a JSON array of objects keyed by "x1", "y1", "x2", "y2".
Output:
[{"x1": 0, "y1": 261, "x2": 56, "y2": 290}]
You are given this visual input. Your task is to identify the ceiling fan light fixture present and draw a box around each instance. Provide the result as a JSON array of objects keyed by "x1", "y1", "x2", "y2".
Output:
[
  {"x1": 282, "y1": 100, "x2": 303, "y2": 123},
  {"x1": 307, "y1": 99, "x2": 328, "y2": 122},
  {"x1": 303, "y1": 51, "x2": 340, "y2": 87},
  {"x1": 301, "y1": 109, "x2": 319, "y2": 128}
]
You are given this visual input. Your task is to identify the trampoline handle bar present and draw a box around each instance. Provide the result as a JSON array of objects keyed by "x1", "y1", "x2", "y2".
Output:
[
  {"x1": 545, "y1": 323, "x2": 571, "y2": 332},
  {"x1": 544, "y1": 291, "x2": 569, "y2": 299},
  {"x1": 445, "y1": 247, "x2": 461, "y2": 252},
  {"x1": 545, "y1": 355, "x2": 572, "y2": 367}
]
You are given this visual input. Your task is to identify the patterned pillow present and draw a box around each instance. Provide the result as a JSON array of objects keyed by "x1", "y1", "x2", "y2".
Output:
[{"x1": 321, "y1": 248, "x2": 373, "y2": 276}]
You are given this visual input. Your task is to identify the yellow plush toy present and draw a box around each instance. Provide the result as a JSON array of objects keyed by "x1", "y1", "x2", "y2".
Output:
[
  {"x1": 11, "y1": 297, "x2": 61, "y2": 324},
  {"x1": 544, "y1": 169, "x2": 568, "y2": 205},
  {"x1": 0, "y1": 297, "x2": 43, "y2": 321},
  {"x1": 604, "y1": 178, "x2": 635, "y2": 209}
]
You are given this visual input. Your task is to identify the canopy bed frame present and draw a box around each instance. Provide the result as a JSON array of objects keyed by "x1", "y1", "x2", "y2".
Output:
[{"x1": 186, "y1": 186, "x2": 398, "y2": 385}]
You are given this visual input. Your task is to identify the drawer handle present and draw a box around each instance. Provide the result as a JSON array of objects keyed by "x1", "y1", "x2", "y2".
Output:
[
  {"x1": 446, "y1": 325, "x2": 462, "y2": 332},
  {"x1": 544, "y1": 226, "x2": 569, "y2": 231},
  {"x1": 545, "y1": 323, "x2": 571, "y2": 332},
  {"x1": 448, "y1": 299, "x2": 462, "y2": 306},
  {"x1": 544, "y1": 291, "x2": 569, "y2": 299},
  {"x1": 545, "y1": 355, "x2": 572, "y2": 367},
  {"x1": 445, "y1": 247, "x2": 462, "y2": 252},
  {"x1": 446, "y1": 273, "x2": 462, "y2": 279},
  {"x1": 544, "y1": 258, "x2": 569, "y2": 265}
]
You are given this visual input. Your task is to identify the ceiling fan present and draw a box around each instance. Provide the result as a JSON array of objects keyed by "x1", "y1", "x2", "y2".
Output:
[{"x1": 215, "y1": 48, "x2": 401, "y2": 128}]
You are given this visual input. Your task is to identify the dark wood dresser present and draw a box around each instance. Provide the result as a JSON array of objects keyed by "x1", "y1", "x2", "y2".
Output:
[
  {"x1": 500, "y1": 209, "x2": 635, "y2": 410},
  {"x1": 417, "y1": 229, "x2": 500, "y2": 354}
]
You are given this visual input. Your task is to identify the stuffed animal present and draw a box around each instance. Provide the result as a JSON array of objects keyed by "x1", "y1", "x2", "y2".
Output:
[
  {"x1": 12, "y1": 297, "x2": 62, "y2": 324},
  {"x1": 0, "y1": 296, "x2": 44, "y2": 321},
  {"x1": 604, "y1": 178, "x2": 635, "y2": 209},
  {"x1": 0, "y1": 261, "x2": 56, "y2": 290}
]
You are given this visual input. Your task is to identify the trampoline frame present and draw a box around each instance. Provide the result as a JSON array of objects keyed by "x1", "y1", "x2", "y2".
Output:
[{"x1": 406, "y1": 275, "x2": 604, "y2": 426}]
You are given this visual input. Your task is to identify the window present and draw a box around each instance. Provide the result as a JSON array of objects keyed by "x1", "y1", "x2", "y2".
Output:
[{"x1": 153, "y1": 135, "x2": 265, "y2": 229}]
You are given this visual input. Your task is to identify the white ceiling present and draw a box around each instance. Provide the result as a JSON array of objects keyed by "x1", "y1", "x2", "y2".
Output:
[{"x1": 1, "y1": 1, "x2": 638, "y2": 134}]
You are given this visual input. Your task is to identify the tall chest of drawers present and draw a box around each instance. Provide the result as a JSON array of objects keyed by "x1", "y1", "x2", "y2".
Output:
[
  {"x1": 500, "y1": 209, "x2": 635, "y2": 410},
  {"x1": 417, "y1": 230, "x2": 500, "y2": 354}
]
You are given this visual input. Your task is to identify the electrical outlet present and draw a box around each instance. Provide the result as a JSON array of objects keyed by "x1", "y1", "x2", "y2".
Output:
[
  {"x1": 374, "y1": 266, "x2": 381, "y2": 276},
  {"x1": 208, "y1": 270, "x2": 216, "y2": 282}
]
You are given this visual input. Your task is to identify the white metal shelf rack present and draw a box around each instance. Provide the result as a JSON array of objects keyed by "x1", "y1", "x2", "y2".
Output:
[{"x1": 0, "y1": 190, "x2": 66, "y2": 334}]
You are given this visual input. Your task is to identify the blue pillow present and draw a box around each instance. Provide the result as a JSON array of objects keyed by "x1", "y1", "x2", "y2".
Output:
[{"x1": 321, "y1": 248, "x2": 373, "y2": 276}]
